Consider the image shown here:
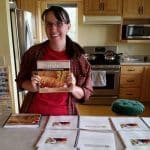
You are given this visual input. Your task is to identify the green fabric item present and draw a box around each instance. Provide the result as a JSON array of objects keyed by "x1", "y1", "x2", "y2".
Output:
[{"x1": 111, "y1": 99, "x2": 145, "y2": 115}]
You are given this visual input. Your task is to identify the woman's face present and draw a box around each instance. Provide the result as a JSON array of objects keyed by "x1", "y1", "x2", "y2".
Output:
[{"x1": 44, "y1": 11, "x2": 70, "y2": 44}]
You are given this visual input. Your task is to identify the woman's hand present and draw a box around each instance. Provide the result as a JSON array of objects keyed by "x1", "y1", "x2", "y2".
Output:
[
  {"x1": 31, "y1": 74, "x2": 41, "y2": 92},
  {"x1": 22, "y1": 74, "x2": 41, "y2": 92},
  {"x1": 67, "y1": 72, "x2": 84, "y2": 99}
]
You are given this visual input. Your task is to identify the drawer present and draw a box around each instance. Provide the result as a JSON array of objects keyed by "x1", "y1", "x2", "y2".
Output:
[
  {"x1": 121, "y1": 66, "x2": 144, "y2": 74},
  {"x1": 119, "y1": 88, "x2": 140, "y2": 99},
  {"x1": 120, "y1": 74, "x2": 142, "y2": 87}
]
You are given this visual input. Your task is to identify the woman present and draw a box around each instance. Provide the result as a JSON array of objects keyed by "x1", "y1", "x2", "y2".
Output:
[{"x1": 16, "y1": 5, "x2": 93, "y2": 115}]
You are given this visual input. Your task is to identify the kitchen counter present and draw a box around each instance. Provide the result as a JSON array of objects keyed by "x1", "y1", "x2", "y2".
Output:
[{"x1": 121, "y1": 61, "x2": 150, "y2": 65}]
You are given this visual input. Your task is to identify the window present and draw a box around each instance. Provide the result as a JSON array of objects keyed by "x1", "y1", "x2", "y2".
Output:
[{"x1": 47, "y1": 4, "x2": 78, "y2": 42}]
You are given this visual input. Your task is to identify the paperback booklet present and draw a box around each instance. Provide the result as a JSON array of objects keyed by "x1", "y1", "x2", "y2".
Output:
[
  {"x1": 141, "y1": 117, "x2": 150, "y2": 128},
  {"x1": 118, "y1": 130, "x2": 150, "y2": 150},
  {"x1": 36, "y1": 129, "x2": 78, "y2": 149},
  {"x1": 36, "y1": 60, "x2": 70, "y2": 93},
  {"x1": 45, "y1": 115, "x2": 78, "y2": 130},
  {"x1": 79, "y1": 116, "x2": 112, "y2": 130},
  {"x1": 76, "y1": 130, "x2": 116, "y2": 150},
  {"x1": 110, "y1": 117, "x2": 149, "y2": 131},
  {"x1": 3, "y1": 113, "x2": 41, "y2": 128}
]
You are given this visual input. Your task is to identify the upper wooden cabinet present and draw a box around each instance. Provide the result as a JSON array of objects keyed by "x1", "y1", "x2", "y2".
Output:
[
  {"x1": 84, "y1": 0, "x2": 122, "y2": 16},
  {"x1": 123, "y1": 0, "x2": 150, "y2": 18}
]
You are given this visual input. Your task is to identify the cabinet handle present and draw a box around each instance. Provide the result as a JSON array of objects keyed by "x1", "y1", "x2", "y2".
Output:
[
  {"x1": 141, "y1": 6, "x2": 143, "y2": 15},
  {"x1": 102, "y1": 2, "x2": 104, "y2": 11},
  {"x1": 138, "y1": 6, "x2": 140, "y2": 14},
  {"x1": 127, "y1": 69, "x2": 135, "y2": 71},
  {"x1": 99, "y1": 2, "x2": 102, "y2": 10},
  {"x1": 126, "y1": 93, "x2": 133, "y2": 96},
  {"x1": 126, "y1": 80, "x2": 135, "y2": 82}
]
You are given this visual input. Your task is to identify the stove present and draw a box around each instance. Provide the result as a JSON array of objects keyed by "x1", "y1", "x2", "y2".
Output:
[
  {"x1": 83, "y1": 46, "x2": 121, "y2": 105},
  {"x1": 84, "y1": 46, "x2": 121, "y2": 66}
]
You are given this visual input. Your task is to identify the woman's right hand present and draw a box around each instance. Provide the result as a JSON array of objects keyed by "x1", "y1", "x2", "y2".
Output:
[
  {"x1": 30, "y1": 74, "x2": 41, "y2": 92},
  {"x1": 21, "y1": 74, "x2": 41, "y2": 92}
]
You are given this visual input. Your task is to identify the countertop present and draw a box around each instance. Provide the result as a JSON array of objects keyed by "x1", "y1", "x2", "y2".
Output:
[
  {"x1": 120, "y1": 55, "x2": 150, "y2": 65},
  {"x1": 121, "y1": 61, "x2": 150, "y2": 65}
]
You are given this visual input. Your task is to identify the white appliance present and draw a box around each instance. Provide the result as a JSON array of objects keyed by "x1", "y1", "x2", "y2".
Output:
[{"x1": 10, "y1": 3, "x2": 33, "y2": 110}]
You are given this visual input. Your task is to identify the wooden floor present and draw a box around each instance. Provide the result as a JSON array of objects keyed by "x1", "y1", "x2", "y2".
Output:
[{"x1": 77, "y1": 103, "x2": 150, "y2": 117}]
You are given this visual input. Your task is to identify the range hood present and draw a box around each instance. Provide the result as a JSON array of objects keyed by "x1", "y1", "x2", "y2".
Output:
[{"x1": 83, "y1": 16, "x2": 122, "y2": 24}]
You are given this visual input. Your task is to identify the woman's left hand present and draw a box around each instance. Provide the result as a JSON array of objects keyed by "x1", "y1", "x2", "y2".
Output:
[
  {"x1": 66, "y1": 72, "x2": 84, "y2": 99},
  {"x1": 67, "y1": 72, "x2": 76, "y2": 88}
]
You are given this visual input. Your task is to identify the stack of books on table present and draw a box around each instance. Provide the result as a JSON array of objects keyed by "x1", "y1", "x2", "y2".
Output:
[
  {"x1": 36, "y1": 116, "x2": 116, "y2": 150},
  {"x1": 3, "y1": 113, "x2": 41, "y2": 128},
  {"x1": 110, "y1": 116, "x2": 150, "y2": 150}
]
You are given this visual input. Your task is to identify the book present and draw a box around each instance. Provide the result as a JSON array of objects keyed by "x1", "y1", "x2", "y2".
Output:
[
  {"x1": 45, "y1": 115, "x2": 78, "y2": 130},
  {"x1": 76, "y1": 130, "x2": 116, "y2": 150},
  {"x1": 110, "y1": 117, "x2": 149, "y2": 131},
  {"x1": 36, "y1": 129, "x2": 78, "y2": 149},
  {"x1": 79, "y1": 116, "x2": 112, "y2": 130},
  {"x1": 118, "y1": 130, "x2": 150, "y2": 150},
  {"x1": 36, "y1": 60, "x2": 70, "y2": 93},
  {"x1": 141, "y1": 117, "x2": 150, "y2": 128},
  {"x1": 3, "y1": 113, "x2": 41, "y2": 128}
]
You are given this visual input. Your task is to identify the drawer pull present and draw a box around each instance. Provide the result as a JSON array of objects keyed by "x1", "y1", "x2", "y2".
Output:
[
  {"x1": 127, "y1": 80, "x2": 135, "y2": 82},
  {"x1": 126, "y1": 93, "x2": 133, "y2": 95},
  {"x1": 127, "y1": 69, "x2": 135, "y2": 71}
]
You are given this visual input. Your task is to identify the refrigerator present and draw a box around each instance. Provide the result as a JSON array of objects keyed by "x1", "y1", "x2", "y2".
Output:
[{"x1": 10, "y1": 4, "x2": 34, "y2": 111}]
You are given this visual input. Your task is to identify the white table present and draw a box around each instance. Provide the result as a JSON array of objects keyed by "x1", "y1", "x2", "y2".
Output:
[{"x1": 0, "y1": 115, "x2": 124, "y2": 150}]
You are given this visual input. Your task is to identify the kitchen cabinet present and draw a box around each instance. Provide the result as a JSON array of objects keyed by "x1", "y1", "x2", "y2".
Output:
[
  {"x1": 123, "y1": 0, "x2": 150, "y2": 18},
  {"x1": 141, "y1": 66, "x2": 150, "y2": 102},
  {"x1": 84, "y1": 0, "x2": 122, "y2": 16},
  {"x1": 119, "y1": 65, "x2": 144, "y2": 100}
]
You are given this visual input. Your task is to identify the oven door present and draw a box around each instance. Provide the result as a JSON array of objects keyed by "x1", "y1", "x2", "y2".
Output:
[
  {"x1": 84, "y1": 68, "x2": 120, "y2": 105},
  {"x1": 93, "y1": 69, "x2": 120, "y2": 96}
]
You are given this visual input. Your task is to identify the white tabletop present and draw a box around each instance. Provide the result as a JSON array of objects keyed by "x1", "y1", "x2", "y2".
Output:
[{"x1": 0, "y1": 115, "x2": 123, "y2": 150}]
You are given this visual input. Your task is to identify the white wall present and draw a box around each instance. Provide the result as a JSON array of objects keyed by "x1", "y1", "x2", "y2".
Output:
[{"x1": 0, "y1": 0, "x2": 19, "y2": 113}]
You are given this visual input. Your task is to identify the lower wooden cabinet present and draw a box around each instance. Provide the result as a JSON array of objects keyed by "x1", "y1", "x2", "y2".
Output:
[
  {"x1": 140, "y1": 66, "x2": 150, "y2": 101},
  {"x1": 119, "y1": 65, "x2": 150, "y2": 102}
]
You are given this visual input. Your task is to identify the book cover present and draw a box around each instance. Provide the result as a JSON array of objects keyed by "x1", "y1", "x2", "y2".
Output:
[
  {"x1": 110, "y1": 117, "x2": 149, "y2": 131},
  {"x1": 141, "y1": 117, "x2": 150, "y2": 128},
  {"x1": 118, "y1": 130, "x2": 150, "y2": 149},
  {"x1": 79, "y1": 116, "x2": 112, "y2": 131},
  {"x1": 36, "y1": 129, "x2": 78, "y2": 149},
  {"x1": 76, "y1": 130, "x2": 116, "y2": 150},
  {"x1": 3, "y1": 113, "x2": 41, "y2": 128},
  {"x1": 45, "y1": 115, "x2": 78, "y2": 130},
  {"x1": 37, "y1": 60, "x2": 70, "y2": 93}
]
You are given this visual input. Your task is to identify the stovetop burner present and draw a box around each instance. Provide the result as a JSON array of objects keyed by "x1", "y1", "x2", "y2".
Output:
[{"x1": 84, "y1": 46, "x2": 121, "y2": 65}]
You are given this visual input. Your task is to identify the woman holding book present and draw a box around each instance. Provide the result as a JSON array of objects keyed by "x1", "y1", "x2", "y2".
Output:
[{"x1": 16, "y1": 5, "x2": 93, "y2": 115}]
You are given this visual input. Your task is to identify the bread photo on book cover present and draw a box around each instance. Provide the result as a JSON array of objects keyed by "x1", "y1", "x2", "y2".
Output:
[
  {"x1": 3, "y1": 113, "x2": 41, "y2": 128},
  {"x1": 36, "y1": 60, "x2": 70, "y2": 93}
]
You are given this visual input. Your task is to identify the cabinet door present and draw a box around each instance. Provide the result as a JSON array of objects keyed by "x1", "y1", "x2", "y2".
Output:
[
  {"x1": 123, "y1": 0, "x2": 150, "y2": 18},
  {"x1": 84, "y1": 0, "x2": 122, "y2": 16},
  {"x1": 142, "y1": 0, "x2": 150, "y2": 18},
  {"x1": 123, "y1": 0, "x2": 141, "y2": 18},
  {"x1": 141, "y1": 66, "x2": 150, "y2": 101}
]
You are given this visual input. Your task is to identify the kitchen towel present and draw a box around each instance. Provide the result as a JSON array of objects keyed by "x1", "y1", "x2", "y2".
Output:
[{"x1": 91, "y1": 70, "x2": 106, "y2": 87}]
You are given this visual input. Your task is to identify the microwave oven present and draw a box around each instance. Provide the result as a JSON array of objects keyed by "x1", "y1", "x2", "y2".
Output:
[{"x1": 122, "y1": 24, "x2": 150, "y2": 39}]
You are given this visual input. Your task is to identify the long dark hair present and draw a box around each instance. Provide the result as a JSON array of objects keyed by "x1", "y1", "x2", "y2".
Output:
[{"x1": 42, "y1": 5, "x2": 70, "y2": 24}]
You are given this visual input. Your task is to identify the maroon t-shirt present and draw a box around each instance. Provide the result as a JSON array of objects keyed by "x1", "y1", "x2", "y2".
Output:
[{"x1": 28, "y1": 46, "x2": 69, "y2": 115}]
